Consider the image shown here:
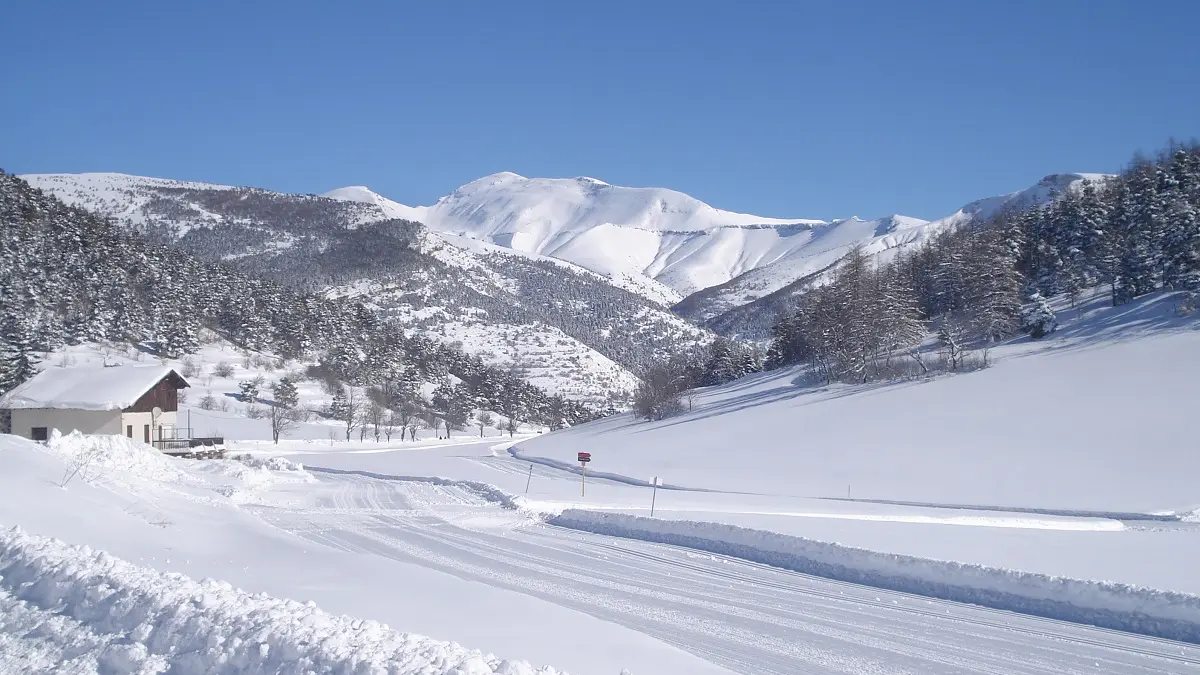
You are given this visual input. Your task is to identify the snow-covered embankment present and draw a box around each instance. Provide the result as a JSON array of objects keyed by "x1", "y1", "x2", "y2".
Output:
[
  {"x1": 547, "y1": 509, "x2": 1200, "y2": 642},
  {"x1": 0, "y1": 527, "x2": 563, "y2": 675}
]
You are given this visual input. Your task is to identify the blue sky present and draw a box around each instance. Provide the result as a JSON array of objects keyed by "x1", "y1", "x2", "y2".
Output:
[{"x1": 3, "y1": 1, "x2": 1198, "y2": 220}]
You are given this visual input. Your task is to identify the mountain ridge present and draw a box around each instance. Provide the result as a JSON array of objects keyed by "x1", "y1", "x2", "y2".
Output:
[
  {"x1": 318, "y1": 171, "x2": 1110, "y2": 305},
  {"x1": 23, "y1": 169, "x2": 1111, "y2": 353}
]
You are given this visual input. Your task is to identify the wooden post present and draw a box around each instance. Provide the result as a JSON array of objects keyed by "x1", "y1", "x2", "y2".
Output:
[
  {"x1": 650, "y1": 476, "x2": 659, "y2": 517},
  {"x1": 525, "y1": 464, "x2": 533, "y2": 494}
]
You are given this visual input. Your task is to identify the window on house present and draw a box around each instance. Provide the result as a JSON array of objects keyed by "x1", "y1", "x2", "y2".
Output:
[
  {"x1": 31, "y1": 427, "x2": 48, "y2": 442},
  {"x1": 143, "y1": 424, "x2": 150, "y2": 444},
  {"x1": 126, "y1": 425, "x2": 133, "y2": 438}
]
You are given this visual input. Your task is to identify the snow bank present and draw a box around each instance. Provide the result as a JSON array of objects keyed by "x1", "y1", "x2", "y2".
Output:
[
  {"x1": 46, "y1": 430, "x2": 185, "y2": 484},
  {"x1": 548, "y1": 509, "x2": 1200, "y2": 643},
  {"x1": 298, "y1": 463, "x2": 1200, "y2": 643},
  {"x1": 191, "y1": 456, "x2": 317, "y2": 503},
  {"x1": 0, "y1": 527, "x2": 564, "y2": 675},
  {"x1": 239, "y1": 455, "x2": 306, "y2": 472},
  {"x1": 310, "y1": 467, "x2": 526, "y2": 511}
]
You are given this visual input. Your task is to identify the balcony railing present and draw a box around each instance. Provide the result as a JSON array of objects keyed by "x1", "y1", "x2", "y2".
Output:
[{"x1": 152, "y1": 435, "x2": 226, "y2": 458}]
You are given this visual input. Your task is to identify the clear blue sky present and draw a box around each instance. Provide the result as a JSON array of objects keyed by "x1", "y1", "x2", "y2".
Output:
[{"x1": 3, "y1": 1, "x2": 1198, "y2": 220}]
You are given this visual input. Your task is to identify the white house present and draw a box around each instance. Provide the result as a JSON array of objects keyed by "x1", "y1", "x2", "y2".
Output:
[{"x1": 0, "y1": 365, "x2": 190, "y2": 445}]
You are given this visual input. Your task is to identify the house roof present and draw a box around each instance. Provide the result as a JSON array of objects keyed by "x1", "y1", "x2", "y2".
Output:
[{"x1": 0, "y1": 365, "x2": 189, "y2": 412}]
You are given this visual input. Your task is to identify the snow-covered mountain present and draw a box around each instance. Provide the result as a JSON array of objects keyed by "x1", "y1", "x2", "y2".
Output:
[
  {"x1": 25, "y1": 168, "x2": 1108, "y2": 360},
  {"x1": 21, "y1": 172, "x2": 710, "y2": 402},
  {"x1": 320, "y1": 171, "x2": 1110, "y2": 319},
  {"x1": 674, "y1": 173, "x2": 1112, "y2": 336},
  {"x1": 321, "y1": 173, "x2": 825, "y2": 302}
]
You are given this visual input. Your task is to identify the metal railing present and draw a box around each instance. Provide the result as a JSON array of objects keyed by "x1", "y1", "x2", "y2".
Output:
[{"x1": 152, "y1": 435, "x2": 226, "y2": 458}]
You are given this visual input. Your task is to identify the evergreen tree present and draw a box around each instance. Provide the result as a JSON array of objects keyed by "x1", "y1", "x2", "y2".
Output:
[
  {"x1": 0, "y1": 318, "x2": 39, "y2": 394},
  {"x1": 271, "y1": 377, "x2": 299, "y2": 409}
]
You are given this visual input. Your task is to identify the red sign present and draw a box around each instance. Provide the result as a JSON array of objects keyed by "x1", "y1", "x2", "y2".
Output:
[{"x1": 577, "y1": 452, "x2": 591, "y2": 463}]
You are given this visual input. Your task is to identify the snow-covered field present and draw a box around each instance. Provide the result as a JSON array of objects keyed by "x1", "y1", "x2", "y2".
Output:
[
  {"x1": 5, "y1": 290, "x2": 1200, "y2": 672},
  {"x1": 0, "y1": 433, "x2": 723, "y2": 674},
  {"x1": 6, "y1": 431, "x2": 1200, "y2": 673},
  {"x1": 519, "y1": 291, "x2": 1200, "y2": 515}
]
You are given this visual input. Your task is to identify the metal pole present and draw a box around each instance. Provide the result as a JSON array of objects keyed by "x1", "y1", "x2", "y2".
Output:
[
  {"x1": 525, "y1": 464, "x2": 533, "y2": 494},
  {"x1": 650, "y1": 476, "x2": 658, "y2": 517},
  {"x1": 581, "y1": 464, "x2": 586, "y2": 497}
]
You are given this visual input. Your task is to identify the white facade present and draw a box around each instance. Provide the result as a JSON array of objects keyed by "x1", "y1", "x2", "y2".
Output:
[
  {"x1": 119, "y1": 410, "x2": 179, "y2": 444},
  {"x1": 8, "y1": 409, "x2": 179, "y2": 445}
]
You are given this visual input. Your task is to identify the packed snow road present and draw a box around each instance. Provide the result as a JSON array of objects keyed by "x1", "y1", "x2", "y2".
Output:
[{"x1": 249, "y1": 469, "x2": 1200, "y2": 675}]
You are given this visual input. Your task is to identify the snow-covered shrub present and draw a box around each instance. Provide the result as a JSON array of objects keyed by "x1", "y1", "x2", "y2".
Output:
[
  {"x1": 212, "y1": 361, "x2": 234, "y2": 378},
  {"x1": 1177, "y1": 292, "x2": 1198, "y2": 317},
  {"x1": 179, "y1": 356, "x2": 200, "y2": 378},
  {"x1": 1020, "y1": 294, "x2": 1058, "y2": 339},
  {"x1": 237, "y1": 377, "x2": 263, "y2": 402}
]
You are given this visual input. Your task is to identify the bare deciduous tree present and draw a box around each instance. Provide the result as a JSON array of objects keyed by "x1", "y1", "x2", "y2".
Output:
[
  {"x1": 268, "y1": 405, "x2": 302, "y2": 444},
  {"x1": 367, "y1": 400, "x2": 385, "y2": 442},
  {"x1": 475, "y1": 411, "x2": 495, "y2": 437}
]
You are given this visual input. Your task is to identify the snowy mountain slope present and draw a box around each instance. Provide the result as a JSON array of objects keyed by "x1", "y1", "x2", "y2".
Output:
[
  {"x1": 323, "y1": 173, "x2": 827, "y2": 298},
  {"x1": 674, "y1": 214, "x2": 931, "y2": 327},
  {"x1": 23, "y1": 172, "x2": 382, "y2": 240},
  {"x1": 676, "y1": 173, "x2": 1113, "y2": 337},
  {"x1": 22, "y1": 172, "x2": 715, "y2": 401},
  {"x1": 436, "y1": 232, "x2": 682, "y2": 307},
  {"x1": 518, "y1": 290, "x2": 1200, "y2": 513},
  {"x1": 935, "y1": 172, "x2": 1111, "y2": 227},
  {"x1": 316, "y1": 227, "x2": 710, "y2": 401},
  {"x1": 323, "y1": 172, "x2": 1109, "y2": 312},
  {"x1": 322, "y1": 184, "x2": 430, "y2": 223}
]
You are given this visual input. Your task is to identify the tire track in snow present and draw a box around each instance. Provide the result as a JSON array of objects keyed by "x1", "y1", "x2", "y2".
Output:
[{"x1": 249, "y1": 471, "x2": 1200, "y2": 675}]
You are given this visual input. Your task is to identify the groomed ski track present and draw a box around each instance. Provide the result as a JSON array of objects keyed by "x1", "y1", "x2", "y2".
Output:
[{"x1": 249, "y1": 467, "x2": 1200, "y2": 675}]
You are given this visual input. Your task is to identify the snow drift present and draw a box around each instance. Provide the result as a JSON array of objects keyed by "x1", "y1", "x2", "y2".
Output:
[{"x1": 0, "y1": 527, "x2": 564, "y2": 675}]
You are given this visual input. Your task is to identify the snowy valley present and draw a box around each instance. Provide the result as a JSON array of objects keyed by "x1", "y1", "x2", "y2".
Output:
[
  {"x1": 3, "y1": 144, "x2": 1200, "y2": 674},
  {"x1": 3, "y1": 288, "x2": 1200, "y2": 673}
]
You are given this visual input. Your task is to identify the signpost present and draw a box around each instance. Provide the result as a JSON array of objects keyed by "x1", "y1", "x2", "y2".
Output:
[
  {"x1": 577, "y1": 452, "x2": 591, "y2": 497},
  {"x1": 650, "y1": 476, "x2": 661, "y2": 517}
]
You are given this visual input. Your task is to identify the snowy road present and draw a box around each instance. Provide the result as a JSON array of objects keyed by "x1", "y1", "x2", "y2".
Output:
[{"x1": 250, "y1": 470, "x2": 1200, "y2": 675}]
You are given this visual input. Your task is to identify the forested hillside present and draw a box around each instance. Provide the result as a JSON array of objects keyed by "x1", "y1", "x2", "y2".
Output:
[
  {"x1": 22, "y1": 173, "x2": 712, "y2": 399},
  {"x1": 0, "y1": 171, "x2": 597, "y2": 427},
  {"x1": 765, "y1": 144, "x2": 1200, "y2": 382}
]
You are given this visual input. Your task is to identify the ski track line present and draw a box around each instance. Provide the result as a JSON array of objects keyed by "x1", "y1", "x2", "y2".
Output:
[{"x1": 256, "y1": 470, "x2": 1200, "y2": 675}]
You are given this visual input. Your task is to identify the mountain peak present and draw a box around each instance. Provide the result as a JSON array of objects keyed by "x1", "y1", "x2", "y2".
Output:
[
  {"x1": 322, "y1": 186, "x2": 427, "y2": 223},
  {"x1": 321, "y1": 185, "x2": 382, "y2": 202}
]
